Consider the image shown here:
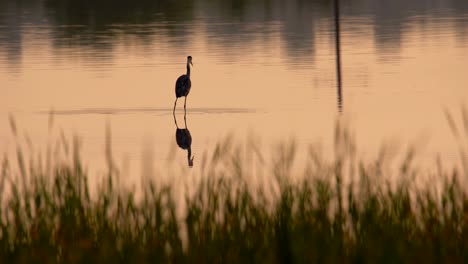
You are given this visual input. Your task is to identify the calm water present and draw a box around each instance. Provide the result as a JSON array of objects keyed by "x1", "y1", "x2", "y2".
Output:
[{"x1": 1, "y1": 0, "x2": 468, "y2": 176}]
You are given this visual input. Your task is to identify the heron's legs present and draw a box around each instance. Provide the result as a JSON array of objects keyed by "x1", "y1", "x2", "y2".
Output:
[
  {"x1": 173, "y1": 110, "x2": 178, "y2": 128},
  {"x1": 173, "y1": 98, "x2": 178, "y2": 114},
  {"x1": 184, "y1": 110, "x2": 187, "y2": 128},
  {"x1": 184, "y1": 96, "x2": 187, "y2": 111}
]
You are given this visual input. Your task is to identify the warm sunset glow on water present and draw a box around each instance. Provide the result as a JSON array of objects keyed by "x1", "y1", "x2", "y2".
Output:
[{"x1": 1, "y1": 0, "x2": 468, "y2": 177}]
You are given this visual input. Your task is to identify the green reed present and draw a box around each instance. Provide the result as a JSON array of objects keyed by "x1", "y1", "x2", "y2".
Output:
[{"x1": 0, "y1": 111, "x2": 468, "y2": 263}]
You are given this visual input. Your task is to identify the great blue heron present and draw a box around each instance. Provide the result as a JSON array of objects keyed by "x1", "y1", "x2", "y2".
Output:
[
  {"x1": 173, "y1": 112, "x2": 194, "y2": 167},
  {"x1": 173, "y1": 56, "x2": 193, "y2": 113}
]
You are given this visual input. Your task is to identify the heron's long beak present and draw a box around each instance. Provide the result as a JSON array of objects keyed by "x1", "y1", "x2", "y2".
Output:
[{"x1": 190, "y1": 61, "x2": 194, "y2": 67}]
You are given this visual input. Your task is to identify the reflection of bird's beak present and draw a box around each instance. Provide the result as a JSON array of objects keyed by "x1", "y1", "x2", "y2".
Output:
[{"x1": 189, "y1": 156, "x2": 194, "y2": 167}]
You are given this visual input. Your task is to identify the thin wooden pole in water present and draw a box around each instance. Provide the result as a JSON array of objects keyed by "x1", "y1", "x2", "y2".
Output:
[{"x1": 334, "y1": 0, "x2": 343, "y2": 112}]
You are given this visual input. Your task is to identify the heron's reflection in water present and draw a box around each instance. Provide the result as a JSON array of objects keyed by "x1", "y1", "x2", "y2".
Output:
[{"x1": 173, "y1": 112, "x2": 194, "y2": 168}]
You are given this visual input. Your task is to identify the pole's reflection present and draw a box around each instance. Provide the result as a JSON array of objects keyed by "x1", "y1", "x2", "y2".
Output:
[
  {"x1": 173, "y1": 112, "x2": 194, "y2": 168},
  {"x1": 334, "y1": 0, "x2": 343, "y2": 113}
]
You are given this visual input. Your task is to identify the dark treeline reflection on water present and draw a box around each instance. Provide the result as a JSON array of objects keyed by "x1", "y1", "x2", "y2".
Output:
[{"x1": 1, "y1": 0, "x2": 468, "y2": 66}]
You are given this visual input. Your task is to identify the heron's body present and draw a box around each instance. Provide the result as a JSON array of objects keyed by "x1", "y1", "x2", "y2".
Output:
[
  {"x1": 173, "y1": 56, "x2": 193, "y2": 113},
  {"x1": 174, "y1": 113, "x2": 194, "y2": 167},
  {"x1": 175, "y1": 75, "x2": 191, "y2": 98},
  {"x1": 176, "y1": 128, "x2": 192, "y2": 150}
]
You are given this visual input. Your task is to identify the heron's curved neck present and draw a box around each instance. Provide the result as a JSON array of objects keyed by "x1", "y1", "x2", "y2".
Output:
[
  {"x1": 187, "y1": 147, "x2": 193, "y2": 167},
  {"x1": 186, "y1": 63, "x2": 191, "y2": 78}
]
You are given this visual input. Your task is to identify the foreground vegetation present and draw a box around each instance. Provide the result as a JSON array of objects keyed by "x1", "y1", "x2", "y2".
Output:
[{"x1": 1, "y1": 113, "x2": 468, "y2": 263}]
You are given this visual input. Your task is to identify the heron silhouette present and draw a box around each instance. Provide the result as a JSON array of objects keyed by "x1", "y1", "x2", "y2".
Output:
[
  {"x1": 173, "y1": 112, "x2": 194, "y2": 167},
  {"x1": 173, "y1": 56, "x2": 193, "y2": 113}
]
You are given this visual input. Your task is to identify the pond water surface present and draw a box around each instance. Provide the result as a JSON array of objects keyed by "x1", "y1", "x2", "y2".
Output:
[{"x1": 1, "y1": 0, "x2": 468, "y2": 177}]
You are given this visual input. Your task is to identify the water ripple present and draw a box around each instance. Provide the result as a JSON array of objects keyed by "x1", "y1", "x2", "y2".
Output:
[{"x1": 37, "y1": 107, "x2": 259, "y2": 116}]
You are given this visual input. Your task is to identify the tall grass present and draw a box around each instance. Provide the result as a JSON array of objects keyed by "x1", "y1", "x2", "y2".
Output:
[{"x1": 1, "y1": 112, "x2": 468, "y2": 263}]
